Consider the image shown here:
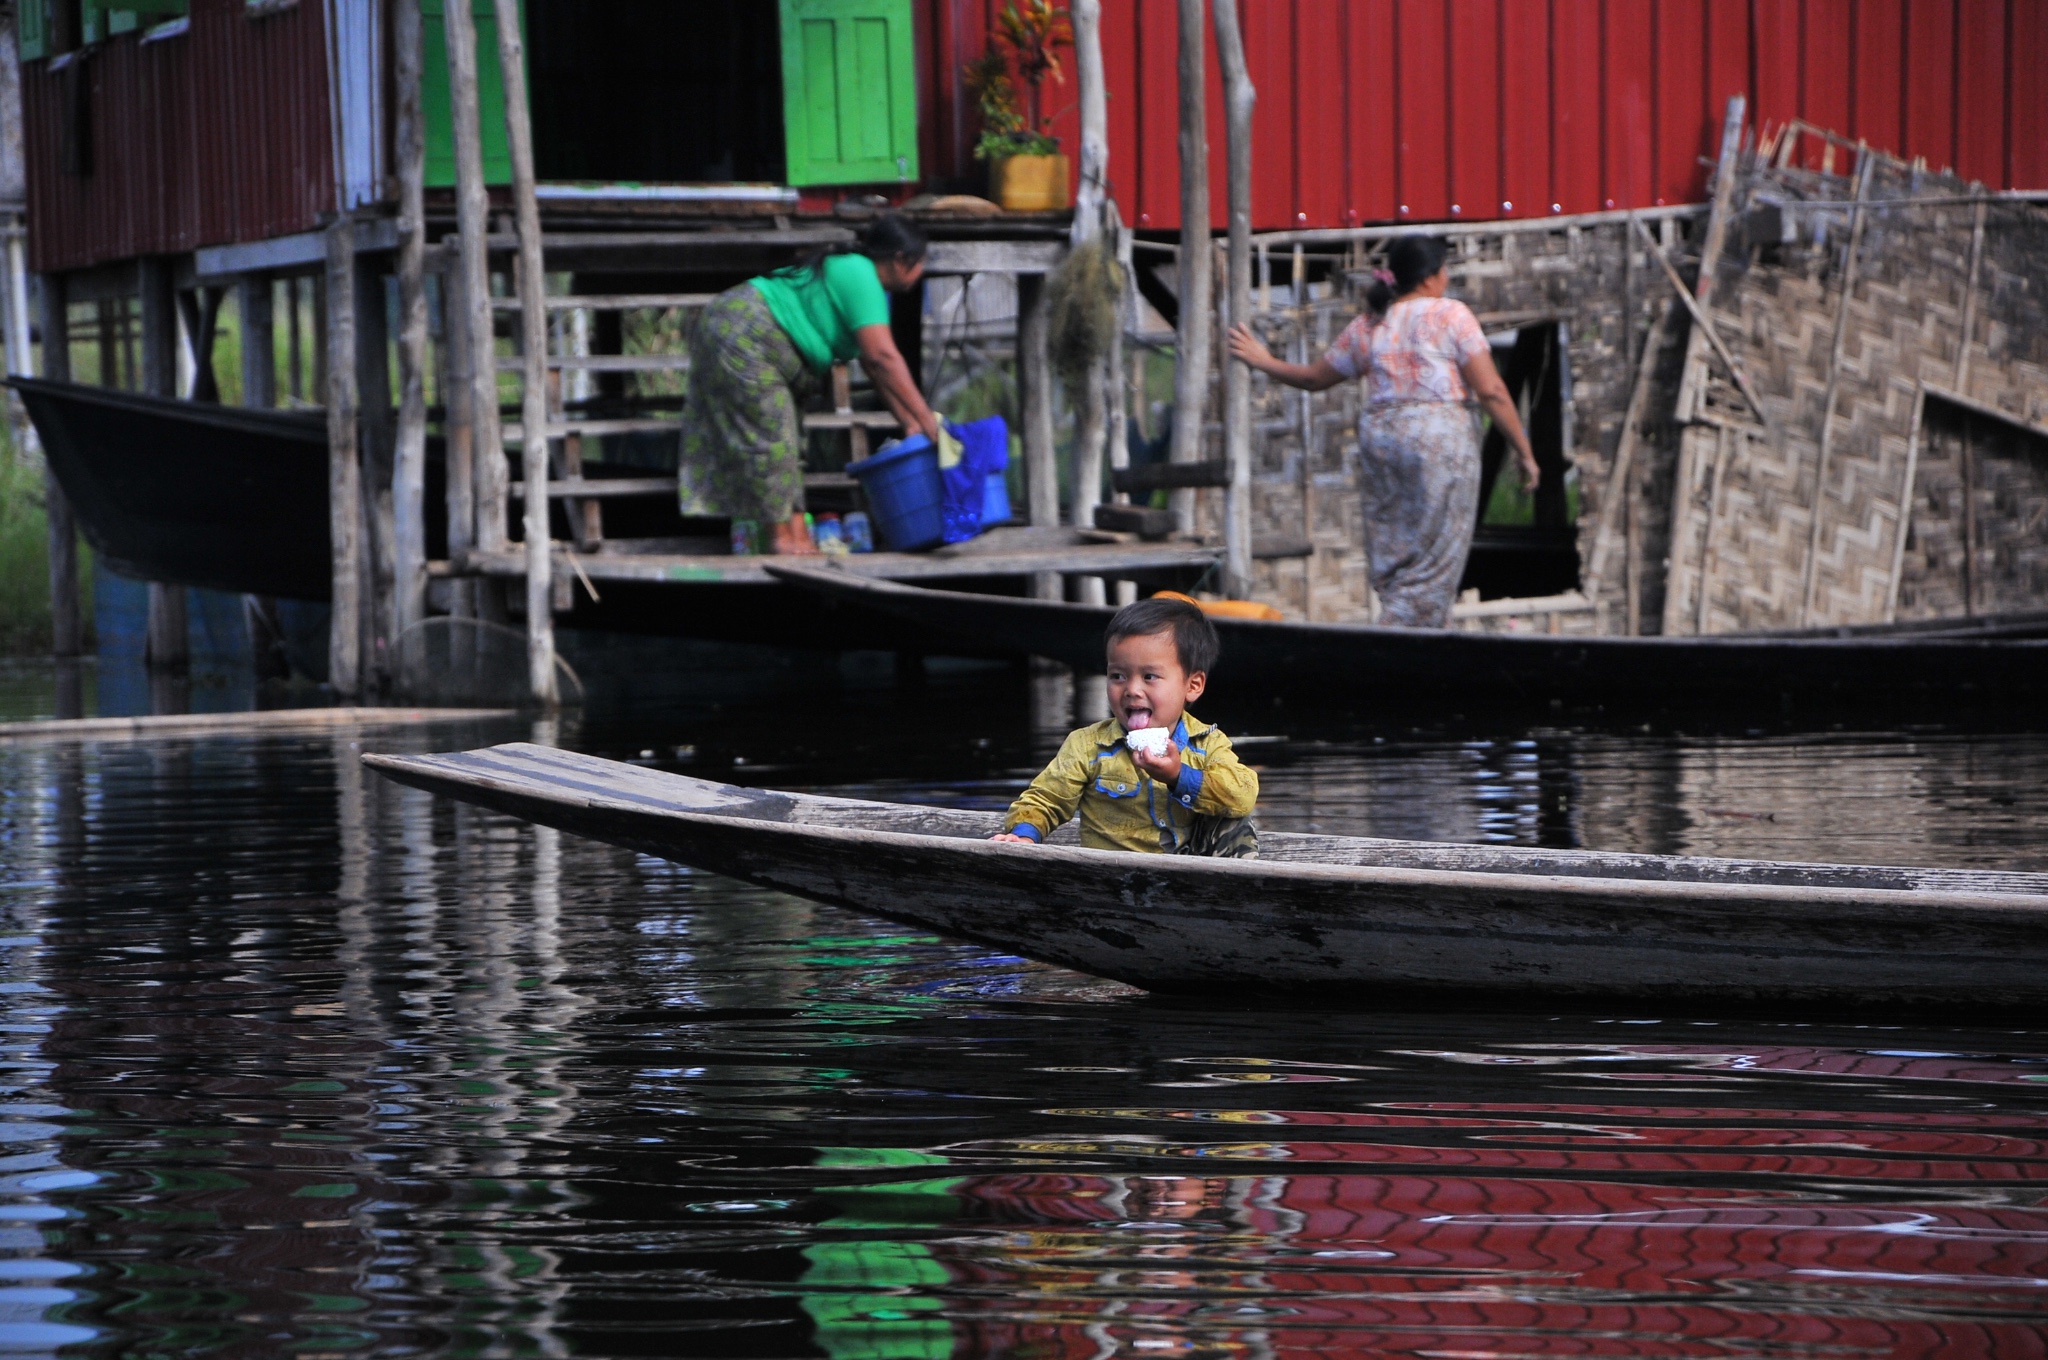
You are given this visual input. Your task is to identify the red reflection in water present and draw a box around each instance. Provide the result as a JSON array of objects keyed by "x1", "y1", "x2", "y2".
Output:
[{"x1": 863, "y1": 1171, "x2": 2048, "y2": 1358}]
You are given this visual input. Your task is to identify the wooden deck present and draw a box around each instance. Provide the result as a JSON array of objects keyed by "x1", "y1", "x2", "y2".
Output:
[{"x1": 448, "y1": 527, "x2": 1221, "y2": 588}]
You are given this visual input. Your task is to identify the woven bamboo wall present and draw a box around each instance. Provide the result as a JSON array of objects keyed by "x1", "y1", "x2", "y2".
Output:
[{"x1": 1661, "y1": 155, "x2": 2048, "y2": 635}]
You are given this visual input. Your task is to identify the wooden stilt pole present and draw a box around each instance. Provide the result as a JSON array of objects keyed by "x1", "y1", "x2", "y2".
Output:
[
  {"x1": 1066, "y1": 0, "x2": 1107, "y2": 538},
  {"x1": 491, "y1": 0, "x2": 557, "y2": 705},
  {"x1": 1018, "y1": 270, "x2": 1059, "y2": 607},
  {"x1": 392, "y1": 0, "x2": 431, "y2": 645},
  {"x1": 1068, "y1": 0, "x2": 1110, "y2": 617},
  {"x1": 325, "y1": 217, "x2": 363, "y2": 698},
  {"x1": 138, "y1": 258, "x2": 188, "y2": 673},
  {"x1": 440, "y1": 257, "x2": 477, "y2": 605},
  {"x1": 1213, "y1": 0, "x2": 1253, "y2": 598},
  {"x1": 239, "y1": 276, "x2": 275, "y2": 408},
  {"x1": 1170, "y1": 0, "x2": 1212, "y2": 534},
  {"x1": 38, "y1": 272, "x2": 81, "y2": 659},
  {"x1": 442, "y1": 0, "x2": 504, "y2": 556}
]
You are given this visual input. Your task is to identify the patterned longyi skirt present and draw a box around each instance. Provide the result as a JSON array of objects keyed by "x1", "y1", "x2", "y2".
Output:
[{"x1": 1356, "y1": 401, "x2": 1484, "y2": 628}]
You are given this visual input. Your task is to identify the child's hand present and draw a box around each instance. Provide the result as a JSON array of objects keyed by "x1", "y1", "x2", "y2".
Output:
[
  {"x1": 1131, "y1": 744, "x2": 1183, "y2": 783},
  {"x1": 989, "y1": 832, "x2": 1038, "y2": 844}
]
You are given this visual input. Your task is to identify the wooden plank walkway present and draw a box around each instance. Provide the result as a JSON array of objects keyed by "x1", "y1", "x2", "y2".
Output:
[
  {"x1": 0, "y1": 707, "x2": 517, "y2": 744},
  {"x1": 454, "y1": 539, "x2": 1221, "y2": 587}
]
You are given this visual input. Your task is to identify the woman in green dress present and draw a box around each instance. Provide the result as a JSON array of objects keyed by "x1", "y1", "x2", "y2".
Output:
[{"x1": 680, "y1": 214, "x2": 943, "y2": 555}]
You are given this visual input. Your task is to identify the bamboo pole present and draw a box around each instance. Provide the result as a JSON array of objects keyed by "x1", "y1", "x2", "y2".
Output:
[
  {"x1": 1212, "y1": 0, "x2": 1253, "y2": 598},
  {"x1": 1170, "y1": 0, "x2": 1211, "y2": 533},
  {"x1": 1797, "y1": 152, "x2": 1875, "y2": 627},
  {"x1": 442, "y1": 0, "x2": 504, "y2": 554},
  {"x1": 325, "y1": 217, "x2": 363, "y2": 698},
  {"x1": 1675, "y1": 96, "x2": 1747, "y2": 423},
  {"x1": 392, "y1": 0, "x2": 430, "y2": 643},
  {"x1": 491, "y1": 0, "x2": 557, "y2": 705},
  {"x1": 38, "y1": 272, "x2": 80, "y2": 659}
]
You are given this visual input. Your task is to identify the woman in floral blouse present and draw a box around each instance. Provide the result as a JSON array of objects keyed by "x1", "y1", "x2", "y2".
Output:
[{"x1": 1227, "y1": 236, "x2": 1538, "y2": 628}]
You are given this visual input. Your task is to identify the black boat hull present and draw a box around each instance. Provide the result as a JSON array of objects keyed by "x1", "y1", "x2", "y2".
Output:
[
  {"x1": 769, "y1": 567, "x2": 2048, "y2": 714},
  {"x1": 16, "y1": 377, "x2": 338, "y2": 600}
]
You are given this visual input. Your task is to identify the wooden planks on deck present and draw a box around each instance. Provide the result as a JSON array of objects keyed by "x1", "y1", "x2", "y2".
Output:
[{"x1": 452, "y1": 539, "x2": 1221, "y2": 588}]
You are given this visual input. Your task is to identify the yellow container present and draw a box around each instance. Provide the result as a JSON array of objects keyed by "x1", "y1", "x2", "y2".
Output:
[{"x1": 992, "y1": 153, "x2": 1071, "y2": 211}]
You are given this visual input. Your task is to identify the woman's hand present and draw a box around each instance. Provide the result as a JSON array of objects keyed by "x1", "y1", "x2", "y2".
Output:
[
  {"x1": 1460, "y1": 348, "x2": 1539, "y2": 492},
  {"x1": 1226, "y1": 323, "x2": 1277, "y2": 370},
  {"x1": 1227, "y1": 323, "x2": 1348, "y2": 392},
  {"x1": 856, "y1": 323, "x2": 943, "y2": 451}
]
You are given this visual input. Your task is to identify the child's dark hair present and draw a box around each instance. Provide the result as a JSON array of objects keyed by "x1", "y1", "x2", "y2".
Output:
[
  {"x1": 1363, "y1": 234, "x2": 1452, "y2": 313},
  {"x1": 1105, "y1": 597, "x2": 1220, "y2": 676},
  {"x1": 778, "y1": 212, "x2": 929, "y2": 282}
]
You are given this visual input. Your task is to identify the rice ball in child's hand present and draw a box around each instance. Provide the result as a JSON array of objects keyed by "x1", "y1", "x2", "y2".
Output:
[{"x1": 1126, "y1": 727, "x2": 1173, "y2": 757}]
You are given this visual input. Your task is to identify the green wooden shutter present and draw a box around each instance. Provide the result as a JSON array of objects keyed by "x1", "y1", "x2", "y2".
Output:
[
  {"x1": 18, "y1": 0, "x2": 44, "y2": 60},
  {"x1": 421, "y1": 0, "x2": 518, "y2": 189},
  {"x1": 778, "y1": 0, "x2": 918, "y2": 188}
]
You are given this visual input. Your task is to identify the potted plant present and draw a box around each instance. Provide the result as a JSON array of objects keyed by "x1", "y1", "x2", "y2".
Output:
[{"x1": 966, "y1": 1, "x2": 1074, "y2": 211}]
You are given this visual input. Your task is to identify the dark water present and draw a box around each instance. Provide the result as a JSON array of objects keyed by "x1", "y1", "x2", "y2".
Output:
[{"x1": 3, "y1": 662, "x2": 2048, "y2": 1357}]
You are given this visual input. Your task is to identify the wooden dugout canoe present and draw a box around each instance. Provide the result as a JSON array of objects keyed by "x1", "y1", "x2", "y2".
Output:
[
  {"x1": 364, "y1": 742, "x2": 2048, "y2": 1013},
  {"x1": 766, "y1": 566, "x2": 2048, "y2": 715}
]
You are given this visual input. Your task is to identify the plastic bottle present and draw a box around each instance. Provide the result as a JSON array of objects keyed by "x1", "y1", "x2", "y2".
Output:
[{"x1": 843, "y1": 511, "x2": 874, "y2": 553}]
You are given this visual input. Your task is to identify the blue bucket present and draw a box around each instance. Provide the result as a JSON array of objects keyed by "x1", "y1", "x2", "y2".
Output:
[{"x1": 846, "y1": 435, "x2": 946, "y2": 551}]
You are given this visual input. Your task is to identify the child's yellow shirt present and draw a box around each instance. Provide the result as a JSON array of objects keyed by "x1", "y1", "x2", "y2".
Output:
[{"x1": 1000, "y1": 715, "x2": 1259, "y2": 853}]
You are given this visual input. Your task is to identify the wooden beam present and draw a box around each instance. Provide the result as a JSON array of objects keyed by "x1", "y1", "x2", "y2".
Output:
[
  {"x1": 393, "y1": 0, "x2": 430, "y2": 642},
  {"x1": 1113, "y1": 459, "x2": 1230, "y2": 493},
  {"x1": 38, "y1": 272, "x2": 81, "y2": 659},
  {"x1": 325, "y1": 218, "x2": 363, "y2": 698},
  {"x1": 492, "y1": 0, "x2": 557, "y2": 705},
  {"x1": 1171, "y1": 0, "x2": 1212, "y2": 532},
  {"x1": 1213, "y1": 0, "x2": 1254, "y2": 597}
]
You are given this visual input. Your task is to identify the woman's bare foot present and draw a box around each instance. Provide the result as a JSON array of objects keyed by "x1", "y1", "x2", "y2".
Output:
[{"x1": 772, "y1": 514, "x2": 821, "y2": 556}]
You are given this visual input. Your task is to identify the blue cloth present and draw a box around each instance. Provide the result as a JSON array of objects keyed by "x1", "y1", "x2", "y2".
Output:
[{"x1": 940, "y1": 415, "x2": 1010, "y2": 544}]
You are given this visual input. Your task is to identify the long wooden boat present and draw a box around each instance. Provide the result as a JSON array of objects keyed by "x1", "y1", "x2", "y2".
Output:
[
  {"x1": 768, "y1": 566, "x2": 2048, "y2": 713},
  {"x1": 364, "y1": 742, "x2": 2048, "y2": 1012},
  {"x1": 15, "y1": 376, "x2": 341, "y2": 600}
]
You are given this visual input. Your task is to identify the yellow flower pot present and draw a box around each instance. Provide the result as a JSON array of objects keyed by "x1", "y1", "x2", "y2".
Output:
[{"x1": 992, "y1": 153, "x2": 1071, "y2": 212}]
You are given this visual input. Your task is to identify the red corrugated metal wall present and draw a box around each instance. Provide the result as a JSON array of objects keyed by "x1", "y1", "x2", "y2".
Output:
[
  {"x1": 23, "y1": 0, "x2": 335, "y2": 273},
  {"x1": 923, "y1": 0, "x2": 2048, "y2": 231}
]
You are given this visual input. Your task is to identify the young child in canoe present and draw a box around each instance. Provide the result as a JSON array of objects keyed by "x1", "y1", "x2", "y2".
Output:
[{"x1": 992, "y1": 596, "x2": 1260, "y2": 856}]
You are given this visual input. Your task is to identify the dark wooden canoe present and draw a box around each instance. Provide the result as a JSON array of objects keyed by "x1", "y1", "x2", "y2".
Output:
[
  {"x1": 15, "y1": 376, "x2": 339, "y2": 600},
  {"x1": 364, "y1": 742, "x2": 2048, "y2": 1012},
  {"x1": 767, "y1": 566, "x2": 2048, "y2": 713}
]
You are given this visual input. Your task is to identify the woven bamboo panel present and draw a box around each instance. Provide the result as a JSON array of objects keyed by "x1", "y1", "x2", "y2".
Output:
[
  {"x1": 1661, "y1": 154, "x2": 2048, "y2": 634},
  {"x1": 1896, "y1": 399, "x2": 2048, "y2": 619}
]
